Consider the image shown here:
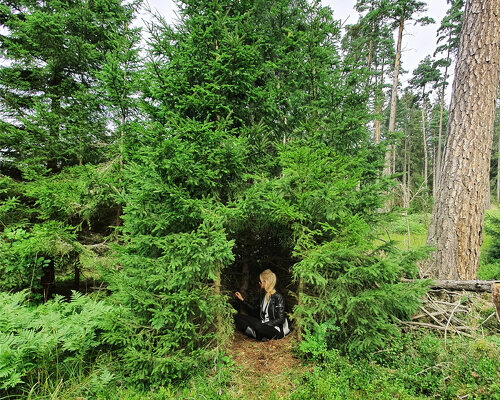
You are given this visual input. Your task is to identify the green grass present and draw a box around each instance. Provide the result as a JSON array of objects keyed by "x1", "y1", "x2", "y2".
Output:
[
  {"x1": 387, "y1": 209, "x2": 500, "y2": 250},
  {"x1": 385, "y1": 210, "x2": 500, "y2": 279},
  {"x1": 291, "y1": 332, "x2": 500, "y2": 400}
]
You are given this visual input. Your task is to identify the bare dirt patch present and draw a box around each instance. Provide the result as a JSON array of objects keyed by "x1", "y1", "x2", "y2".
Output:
[{"x1": 227, "y1": 331, "x2": 307, "y2": 399}]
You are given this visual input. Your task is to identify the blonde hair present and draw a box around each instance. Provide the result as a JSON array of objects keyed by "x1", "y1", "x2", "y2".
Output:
[{"x1": 260, "y1": 269, "x2": 276, "y2": 300}]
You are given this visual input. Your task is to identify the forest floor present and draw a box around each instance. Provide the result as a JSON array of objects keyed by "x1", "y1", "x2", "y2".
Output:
[{"x1": 226, "y1": 331, "x2": 308, "y2": 399}]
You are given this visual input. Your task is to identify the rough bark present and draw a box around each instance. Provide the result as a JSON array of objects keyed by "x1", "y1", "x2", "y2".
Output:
[
  {"x1": 435, "y1": 45, "x2": 452, "y2": 198},
  {"x1": 426, "y1": 0, "x2": 500, "y2": 280}
]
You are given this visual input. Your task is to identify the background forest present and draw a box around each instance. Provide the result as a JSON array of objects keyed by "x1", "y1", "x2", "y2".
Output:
[{"x1": 0, "y1": 0, "x2": 499, "y2": 399}]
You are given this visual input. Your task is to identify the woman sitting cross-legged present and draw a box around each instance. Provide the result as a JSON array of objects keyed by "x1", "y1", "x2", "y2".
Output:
[{"x1": 234, "y1": 269, "x2": 290, "y2": 341}]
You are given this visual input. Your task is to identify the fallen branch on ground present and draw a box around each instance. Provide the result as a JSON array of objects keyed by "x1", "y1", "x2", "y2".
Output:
[{"x1": 402, "y1": 278, "x2": 499, "y2": 293}]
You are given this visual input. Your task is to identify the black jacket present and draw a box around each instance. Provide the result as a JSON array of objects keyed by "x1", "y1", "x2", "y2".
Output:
[{"x1": 241, "y1": 291, "x2": 286, "y2": 328}]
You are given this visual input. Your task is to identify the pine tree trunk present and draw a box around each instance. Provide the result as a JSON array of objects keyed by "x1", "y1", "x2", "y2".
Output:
[
  {"x1": 403, "y1": 138, "x2": 408, "y2": 188},
  {"x1": 367, "y1": 37, "x2": 373, "y2": 81},
  {"x1": 426, "y1": 0, "x2": 500, "y2": 280},
  {"x1": 384, "y1": 17, "x2": 404, "y2": 175},
  {"x1": 408, "y1": 138, "x2": 411, "y2": 189},
  {"x1": 403, "y1": 139, "x2": 411, "y2": 250},
  {"x1": 435, "y1": 45, "x2": 452, "y2": 197},
  {"x1": 374, "y1": 62, "x2": 385, "y2": 144},
  {"x1": 421, "y1": 95, "x2": 428, "y2": 187},
  {"x1": 432, "y1": 143, "x2": 436, "y2": 195}
]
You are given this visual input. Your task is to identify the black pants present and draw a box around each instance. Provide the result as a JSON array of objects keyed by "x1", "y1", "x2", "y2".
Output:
[{"x1": 234, "y1": 314, "x2": 284, "y2": 340}]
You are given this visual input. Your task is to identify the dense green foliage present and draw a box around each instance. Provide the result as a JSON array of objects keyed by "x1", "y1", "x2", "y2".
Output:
[
  {"x1": 0, "y1": 0, "x2": 140, "y2": 174},
  {"x1": 0, "y1": 291, "x2": 115, "y2": 395},
  {"x1": 2, "y1": 287, "x2": 497, "y2": 399},
  {"x1": 1, "y1": 0, "x2": 499, "y2": 397}
]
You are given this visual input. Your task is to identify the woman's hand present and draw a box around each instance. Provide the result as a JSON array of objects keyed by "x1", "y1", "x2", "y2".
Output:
[{"x1": 234, "y1": 291, "x2": 244, "y2": 301}]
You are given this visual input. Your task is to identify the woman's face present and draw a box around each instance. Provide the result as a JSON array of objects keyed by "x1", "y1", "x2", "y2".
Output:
[{"x1": 259, "y1": 277, "x2": 265, "y2": 289}]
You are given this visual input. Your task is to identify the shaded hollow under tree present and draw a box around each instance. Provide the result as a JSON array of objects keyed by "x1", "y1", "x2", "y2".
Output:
[{"x1": 223, "y1": 224, "x2": 298, "y2": 315}]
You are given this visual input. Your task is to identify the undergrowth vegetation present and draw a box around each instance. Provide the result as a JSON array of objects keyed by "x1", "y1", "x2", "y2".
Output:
[
  {"x1": 0, "y1": 291, "x2": 115, "y2": 397},
  {"x1": 1, "y1": 212, "x2": 499, "y2": 399},
  {"x1": 293, "y1": 332, "x2": 500, "y2": 400}
]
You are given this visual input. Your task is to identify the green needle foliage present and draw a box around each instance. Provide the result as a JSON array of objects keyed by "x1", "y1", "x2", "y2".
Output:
[
  {"x1": 0, "y1": 0, "x2": 451, "y2": 395},
  {"x1": 109, "y1": 0, "x2": 253, "y2": 382},
  {"x1": 0, "y1": 0, "x2": 141, "y2": 174},
  {"x1": 0, "y1": 164, "x2": 122, "y2": 296},
  {"x1": 267, "y1": 140, "x2": 431, "y2": 355}
]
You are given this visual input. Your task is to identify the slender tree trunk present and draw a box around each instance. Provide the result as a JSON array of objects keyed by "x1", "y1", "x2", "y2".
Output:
[
  {"x1": 426, "y1": 0, "x2": 500, "y2": 280},
  {"x1": 389, "y1": 19, "x2": 404, "y2": 134},
  {"x1": 403, "y1": 139, "x2": 411, "y2": 250},
  {"x1": 403, "y1": 137, "x2": 408, "y2": 188},
  {"x1": 365, "y1": 2, "x2": 375, "y2": 89},
  {"x1": 421, "y1": 93, "x2": 428, "y2": 187},
  {"x1": 432, "y1": 143, "x2": 437, "y2": 195},
  {"x1": 407, "y1": 135, "x2": 411, "y2": 189},
  {"x1": 374, "y1": 63, "x2": 385, "y2": 144},
  {"x1": 297, "y1": 277, "x2": 304, "y2": 341},
  {"x1": 384, "y1": 17, "x2": 404, "y2": 175},
  {"x1": 375, "y1": 104, "x2": 382, "y2": 144},
  {"x1": 497, "y1": 130, "x2": 500, "y2": 202}
]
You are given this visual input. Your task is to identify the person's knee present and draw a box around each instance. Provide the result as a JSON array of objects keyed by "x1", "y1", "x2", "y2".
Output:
[{"x1": 234, "y1": 315, "x2": 246, "y2": 330}]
